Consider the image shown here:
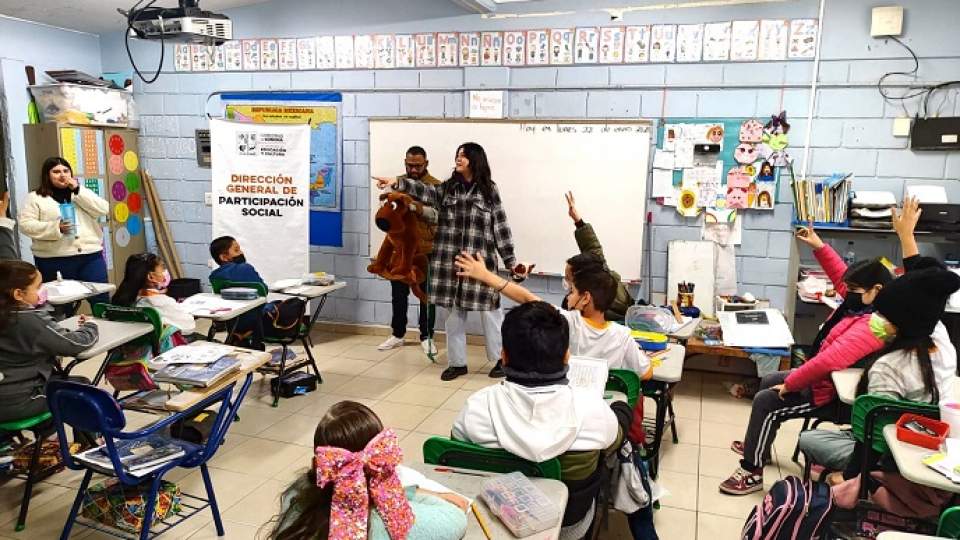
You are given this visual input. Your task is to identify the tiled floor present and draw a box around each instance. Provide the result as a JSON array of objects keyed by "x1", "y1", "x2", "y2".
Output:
[{"x1": 0, "y1": 331, "x2": 813, "y2": 539}]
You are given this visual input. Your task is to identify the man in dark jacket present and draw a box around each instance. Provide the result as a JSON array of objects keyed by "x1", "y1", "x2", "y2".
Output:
[{"x1": 565, "y1": 192, "x2": 635, "y2": 321}]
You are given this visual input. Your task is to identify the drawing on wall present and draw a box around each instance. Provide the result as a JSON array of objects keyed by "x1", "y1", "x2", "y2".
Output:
[
  {"x1": 598, "y1": 26, "x2": 624, "y2": 64},
  {"x1": 575, "y1": 27, "x2": 599, "y2": 64}
]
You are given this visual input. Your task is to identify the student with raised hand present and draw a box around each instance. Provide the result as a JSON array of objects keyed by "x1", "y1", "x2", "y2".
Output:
[
  {"x1": 0, "y1": 260, "x2": 98, "y2": 424},
  {"x1": 266, "y1": 401, "x2": 468, "y2": 540},
  {"x1": 718, "y1": 223, "x2": 895, "y2": 496},
  {"x1": 564, "y1": 191, "x2": 636, "y2": 320},
  {"x1": 375, "y1": 142, "x2": 531, "y2": 381}
]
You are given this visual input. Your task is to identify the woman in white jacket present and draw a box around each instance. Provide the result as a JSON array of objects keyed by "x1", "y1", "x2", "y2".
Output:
[{"x1": 19, "y1": 157, "x2": 110, "y2": 308}]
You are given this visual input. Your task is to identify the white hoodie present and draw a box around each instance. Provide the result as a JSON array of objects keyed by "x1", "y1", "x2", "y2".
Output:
[{"x1": 452, "y1": 380, "x2": 619, "y2": 463}]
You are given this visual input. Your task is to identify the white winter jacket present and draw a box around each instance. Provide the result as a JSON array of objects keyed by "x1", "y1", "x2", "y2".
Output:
[{"x1": 19, "y1": 188, "x2": 108, "y2": 258}]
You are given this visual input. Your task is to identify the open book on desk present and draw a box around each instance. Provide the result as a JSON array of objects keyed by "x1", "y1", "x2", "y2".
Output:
[
  {"x1": 153, "y1": 356, "x2": 240, "y2": 387},
  {"x1": 150, "y1": 343, "x2": 236, "y2": 367},
  {"x1": 567, "y1": 356, "x2": 609, "y2": 396},
  {"x1": 180, "y1": 295, "x2": 253, "y2": 316}
]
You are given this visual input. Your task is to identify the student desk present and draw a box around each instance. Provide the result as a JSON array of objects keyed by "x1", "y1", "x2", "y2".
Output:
[
  {"x1": 408, "y1": 462, "x2": 568, "y2": 540},
  {"x1": 832, "y1": 368, "x2": 865, "y2": 405},
  {"x1": 58, "y1": 316, "x2": 155, "y2": 382},
  {"x1": 883, "y1": 424, "x2": 960, "y2": 495},
  {"x1": 46, "y1": 281, "x2": 115, "y2": 306},
  {"x1": 644, "y1": 344, "x2": 685, "y2": 479},
  {"x1": 269, "y1": 281, "x2": 346, "y2": 344},
  {"x1": 182, "y1": 293, "x2": 267, "y2": 342},
  {"x1": 684, "y1": 336, "x2": 792, "y2": 371}
]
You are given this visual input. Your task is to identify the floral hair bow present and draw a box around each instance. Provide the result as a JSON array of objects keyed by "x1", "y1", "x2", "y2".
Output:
[{"x1": 315, "y1": 429, "x2": 414, "y2": 540}]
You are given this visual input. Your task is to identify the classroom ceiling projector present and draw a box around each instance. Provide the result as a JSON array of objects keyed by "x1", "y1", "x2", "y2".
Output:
[{"x1": 122, "y1": 0, "x2": 232, "y2": 46}]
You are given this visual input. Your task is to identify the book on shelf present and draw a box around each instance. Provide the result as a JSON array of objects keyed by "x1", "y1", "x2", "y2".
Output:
[
  {"x1": 153, "y1": 355, "x2": 240, "y2": 387},
  {"x1": 791, "y1": 172, "x2": 852, "y2": 224}
]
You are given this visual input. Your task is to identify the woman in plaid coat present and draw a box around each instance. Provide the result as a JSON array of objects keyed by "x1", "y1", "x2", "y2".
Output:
[{"x1": 376, "y1": 143, "x2": 527, "y2": 381}]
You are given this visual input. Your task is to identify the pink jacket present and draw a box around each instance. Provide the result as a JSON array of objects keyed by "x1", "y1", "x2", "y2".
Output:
[{"x1": 783, "y1": 245, "x2": 886, "y2": 406}]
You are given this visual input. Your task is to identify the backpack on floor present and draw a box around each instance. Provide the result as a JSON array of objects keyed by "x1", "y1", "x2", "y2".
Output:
[
  {"x1": 741, "y1": 475, "x2": 834, "y2": 540},
  {"x1": 262, "y1": 297, "x2": 307, "y2": 339}
]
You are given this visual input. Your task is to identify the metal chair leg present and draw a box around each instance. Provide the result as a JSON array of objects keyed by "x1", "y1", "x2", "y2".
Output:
[
  {"x1": 60, "y1": 469, "x2": 93, "y2": 540},
  {"x1": 15, "y1": 431, "x2": 46, "y2": 531},
  {"x1": 792, "y1": 417, "x2": 813, "y2": 464},
  {"x1": 272, "y1": 344, "x2": 288, "y2": 407},
  {"x1": 302, "y1": 337, "x2": 322, "y2": 383},
  {"x1": 138, "y1": 477, "x2": 163, "y2": 540},
  {"x1": 666, "y1": 392, "x2": 679, "y2": 444},
  {"x1": 201, "y1": 463, "x2": 226, "y2": 536}
]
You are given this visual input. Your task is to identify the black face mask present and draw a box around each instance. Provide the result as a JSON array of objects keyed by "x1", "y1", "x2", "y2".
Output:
[
  {"x1": 231, "y1": 254, "x2": 246, "y2": 265},
  {"x1": 843, "y1": 291, "x2": 865, "y2": 311}
]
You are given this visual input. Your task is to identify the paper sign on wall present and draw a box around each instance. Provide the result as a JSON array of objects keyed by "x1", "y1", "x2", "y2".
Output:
[
  {"x1": 526, "y1": 30, "x2": 550, "y2": 65},
  {"x1": 468, "y1": 91, "x2": 504, "y2": 119}
]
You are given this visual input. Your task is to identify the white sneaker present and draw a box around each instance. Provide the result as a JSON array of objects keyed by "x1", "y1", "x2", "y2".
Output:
[
  {"x1": 421, "y1": 339, "x2": 438, "y2": 356},
  {"x1": 377, "y1": 335, "x2": 404, "y2": 351}
]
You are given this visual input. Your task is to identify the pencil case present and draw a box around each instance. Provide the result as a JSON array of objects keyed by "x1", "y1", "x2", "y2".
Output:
[
  {"x1": 631, "y1": 330, "x2": 668, "y2": 351},
  {"x1": 479, "y1": 472, "x2": 559, "y2": 537},
  {"x1": 220, "y1": 287, "x2": 259, "y2": 300}
]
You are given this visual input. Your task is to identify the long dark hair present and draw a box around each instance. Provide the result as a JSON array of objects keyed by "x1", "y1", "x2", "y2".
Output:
[
  {"x1": 266, "y1": 401, "x2": 384, "y2": 540},
  {"x1": 856, "y1": 335, "x2": 940, "y2": 404},
  {"x1": 112, "y1": 253, "x2": 160, "y2": 306},
  {"x1": 0, "y1": 261, "x2": 40, "y2": 330},
  {"x1": 37, "y1": 157, "x2": 73, "y2": 198},
  {"x1": 450, "y1": 142, "x2": 496, "y2": 203},
  {"x1": 811, "y1": 258, "x2": 893, "y2": 353}
]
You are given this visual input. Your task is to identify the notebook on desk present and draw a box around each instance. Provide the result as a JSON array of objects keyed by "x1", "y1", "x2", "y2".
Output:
[{"x1": 718, "y1": 309, "x2": 794, "y2": 348}]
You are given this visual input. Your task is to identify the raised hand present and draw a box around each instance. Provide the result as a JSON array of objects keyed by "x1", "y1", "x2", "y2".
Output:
[
  {"x1": 565, "y1": 191, "x2": 581, "y2": 223},
  {"x1": 892, "y1": 196, "x2": 922, "y2": 238},
  {"x1": 794, "y1": 221, "x2": 824, "y2": 250}
]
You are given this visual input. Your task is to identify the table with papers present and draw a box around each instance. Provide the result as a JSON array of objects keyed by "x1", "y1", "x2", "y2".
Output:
[
  {"x1": 58, "y1": 315, "x2": 155, "y2": 382},
  {"x1": 883, "y1": 425, "x2": 960, "y2": 495}
]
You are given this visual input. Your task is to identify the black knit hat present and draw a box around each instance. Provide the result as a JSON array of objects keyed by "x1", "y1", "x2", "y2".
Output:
[{"x1": 874, "y1": 267, "x2": 960, "y2": 338}]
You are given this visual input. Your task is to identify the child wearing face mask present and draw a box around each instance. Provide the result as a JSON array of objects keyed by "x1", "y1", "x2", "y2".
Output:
[
  {"x1": 207, "y1": 236, "x2": 266, "y2": 349},
  {"x1": 112, "y1": 253, "x2": 196, "y2": 335},
  {"x1": 717, "y1": 225, "x2": 895, "y2": 496},
  {"x1": 0, "y1": 260, "x2": 98, "y2": 423}
]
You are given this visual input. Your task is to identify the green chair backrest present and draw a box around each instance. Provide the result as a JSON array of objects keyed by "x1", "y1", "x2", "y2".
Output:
[
  {"x1": 92, "y1": 304, "x2": 164, "y2": 345},
  {"x1": 939, "y1": 507, "x2": 960, "y2": 538},
  {"x1": 606, "y1": 369, "x2": 641, "y2": 408},
  {"x1": 422, "y1": 436, "x2": 562, "y2": 480},
  {"x1": 852, "y1": 394, "x2": 939, "y2": 455},
  {"x1": 210, "y1": 279, "x2": 267, "y2": 297}
]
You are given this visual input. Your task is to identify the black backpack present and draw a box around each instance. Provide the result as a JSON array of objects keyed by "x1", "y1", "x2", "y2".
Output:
[
  {"x1": 262, "y1": 297, "x2": 307, "y2": 339},
  {"x1": 742, "y1": 475, "x2": 833, "y2": 540}
]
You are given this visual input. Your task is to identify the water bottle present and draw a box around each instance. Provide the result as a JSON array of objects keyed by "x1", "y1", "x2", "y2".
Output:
[
  {"x1": 58, "y1": 202, "x2": 78, "y2": 239},
  {"x1": 843, "y1": 241, "x2": 856, "y2": 265}
]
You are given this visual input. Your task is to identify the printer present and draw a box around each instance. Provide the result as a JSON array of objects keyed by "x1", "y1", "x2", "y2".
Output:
[{"x1": 908, "y1": 185, "x2": 960, "y2": 233}]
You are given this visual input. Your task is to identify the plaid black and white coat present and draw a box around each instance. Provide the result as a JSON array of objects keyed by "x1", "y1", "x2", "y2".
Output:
[{"x1": 399, "y1": 177, "x2": 517, "y2": 311}]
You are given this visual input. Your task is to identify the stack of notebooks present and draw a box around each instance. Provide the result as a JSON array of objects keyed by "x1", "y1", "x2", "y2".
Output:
[
  {"x1": 792, "y1": 173, "x2": 852, "y2": 224},
  {"x1": 849, "y1": 191, "x2": 897, "y2": 229},
  {"x1": 153, "y1": 355, "x2": 240, "y2": 387},
  {"x1": 75, "y1": 435, "x2": 185, "y2": 478}
]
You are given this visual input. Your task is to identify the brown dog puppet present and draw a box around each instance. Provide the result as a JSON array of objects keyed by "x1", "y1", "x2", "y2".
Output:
[{"x1": 368, "y1": 192, "x2": 430, "y2": 302}]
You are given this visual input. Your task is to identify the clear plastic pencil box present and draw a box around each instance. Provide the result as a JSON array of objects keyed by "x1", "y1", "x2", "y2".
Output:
[{"x1": 479, "y1": 472, "x2": 560, "y2": 537}]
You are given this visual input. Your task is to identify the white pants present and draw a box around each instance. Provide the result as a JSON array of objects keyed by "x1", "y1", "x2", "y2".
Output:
[{"x1": 444, "y1": 307, "x2": 504, "y2": 368}]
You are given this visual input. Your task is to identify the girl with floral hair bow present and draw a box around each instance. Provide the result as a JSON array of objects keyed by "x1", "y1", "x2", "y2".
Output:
[{"x1": 266, "y1": 401, "x2": 468, "y2": 540}]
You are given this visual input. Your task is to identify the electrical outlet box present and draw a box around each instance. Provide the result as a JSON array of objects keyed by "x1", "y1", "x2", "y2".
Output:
[
  {"x1": 871, "y1": 6, "x2": 904, "y2": 37},
  {"x1": 893, "y1": 117, "x2": 912, "y2": 137},
  {"x1": 204, "y1": 192, "x2": 212, "y2": 206}
]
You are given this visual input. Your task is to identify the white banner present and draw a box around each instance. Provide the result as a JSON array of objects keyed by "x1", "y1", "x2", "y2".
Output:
[{"x1": 210, "y1": 119, "x2": 310, "y2": 285}]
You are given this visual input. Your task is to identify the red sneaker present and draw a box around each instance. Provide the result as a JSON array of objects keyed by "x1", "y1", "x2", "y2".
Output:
[{"x1": 719, "y1": 467, "x2": 764, "y2": 495}]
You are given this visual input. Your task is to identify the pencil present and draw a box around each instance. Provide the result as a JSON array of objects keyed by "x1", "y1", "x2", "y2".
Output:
[{"x1": 471, "y1": 503, "x2": 493, "y2": 540}]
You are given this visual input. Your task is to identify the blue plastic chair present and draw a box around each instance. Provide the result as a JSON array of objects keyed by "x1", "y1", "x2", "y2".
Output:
[{"x1": 46, "y1": 377, "x2": 253, "y2": 540}]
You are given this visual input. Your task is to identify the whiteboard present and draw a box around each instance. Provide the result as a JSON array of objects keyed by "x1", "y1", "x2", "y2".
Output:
[{"x1": 368, "y1": 119, "x2": 651, "y2": 280}]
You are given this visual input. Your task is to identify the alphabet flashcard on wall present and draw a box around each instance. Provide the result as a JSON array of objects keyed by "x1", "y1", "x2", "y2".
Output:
[
  {"x1": 354, "y1": 35, "x2": 375, "y2": 68},
  {"x1": 374, "y1": 34, "x2": 396, "y2": 69},
  {"x1": 191, "y1": 44, "x2": 209, "y2": 71},
  {"x1": 703, "y1": 22, "x2": 731, "y2": 61},
  {"x1": 296, "y1": 38, "x2": 316, "y2": 69},
  {"x1": 317, "y1": 37, "x2": 336, "y2": 69},
  {"x1": 730, "y1": 20, "x2": 759, "y2": 61},
  {"x1": 624, "y1": 26, "x2": 650, "y2": 63},
  {"x1": 504, "y1": 31, "x2": 526, "y2": 66},
  {"x1": 334, "y1": 36, "x2": 355, "y2": 69},
  {"x1": 395, "y1": 35, "x2": 415, "y2": 68},
  {"x1": 437, "y1": 32, "x2": 458, "y2": 67},
  {"x1": 575, "y1": 27, "x2": 599, "y2": 64},
  {"x1": 481, "y1": 32, "x2": 503, "y2": 66},
  {"x1": 208, "y1": 45, "x2": 226, "y2": 71},
  {"x1": 598, "y1": 26, "x2": 624, "y2": 64},
  {"x1": 789, "y1": 19, "x2": 818, "y2": 58},
  {"x1": 526, "y1": 30, "x2": 550, "y2": 65},
  {"x1": 174, "y1": 44, "x2": 192, "y2": 71},
  {"x1": 415, "y1": 34, "x2": 437, "y2": 67},
  {"x1": 259, "y1": 39, "x2": 278, "y2": 70},
  {"x1": 550, "y1": 28, "x2": 574, "y2": 64},
  {"x1": 676, "y1": 24, "x2": 703, "y2": 63},
  {"x1": 223, "y1": 41, "x2": 242, "y2": 71},
  {"x1": 459, "y1": 32, "x2": 480, "y2": 66},
  {"x1": 242, "y1": 40, "x2": 260, "y2": 71},
  {"x1": 278, "y1": 38, "x2": 298, "y2": 70},
  {"x1": 759, "y1": 19, "x2": 789, "y2": 60},
  {"x1": 649, "y1": 25, "x2": 676, "y2": 63}
]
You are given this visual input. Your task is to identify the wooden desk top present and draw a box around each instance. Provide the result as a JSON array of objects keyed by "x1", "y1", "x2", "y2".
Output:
[{"x1": 162, "y1": 344, "x2": 270, "y2": 412}]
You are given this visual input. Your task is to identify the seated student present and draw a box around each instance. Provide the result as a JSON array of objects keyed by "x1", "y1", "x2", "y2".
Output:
[
  {"x1": 0, "y1": 260, "x2": 98, "y2": 423},
  {"x1": 208, "y1": 236, "x2": 265, "y2": 348},
  {"x1": 452, "y1": 302, "x2": 632, "y2": 538},
  {"x1": 112, "y1": 253, "x2": 196, "y2": 336},
  {"x1": 564, "y1": 191, "x2": 636, "y2": 320},
  {"x1": 825, "y1": 266, "x2": 960, "y2": 519},
  {"x1": 455, "y1": 251, "x2": 650, "y2": 376},
  {"x1": 718, "y1": 225, "x2": 895, "y2": 495},
  {"x1": 267, "y1": 400, "x2": 469, "y2": 540}
]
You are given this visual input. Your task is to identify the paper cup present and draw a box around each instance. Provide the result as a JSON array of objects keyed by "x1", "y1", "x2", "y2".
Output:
[{"x1": 939, "y1": 402, "x2": 960, "y2": 440}]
